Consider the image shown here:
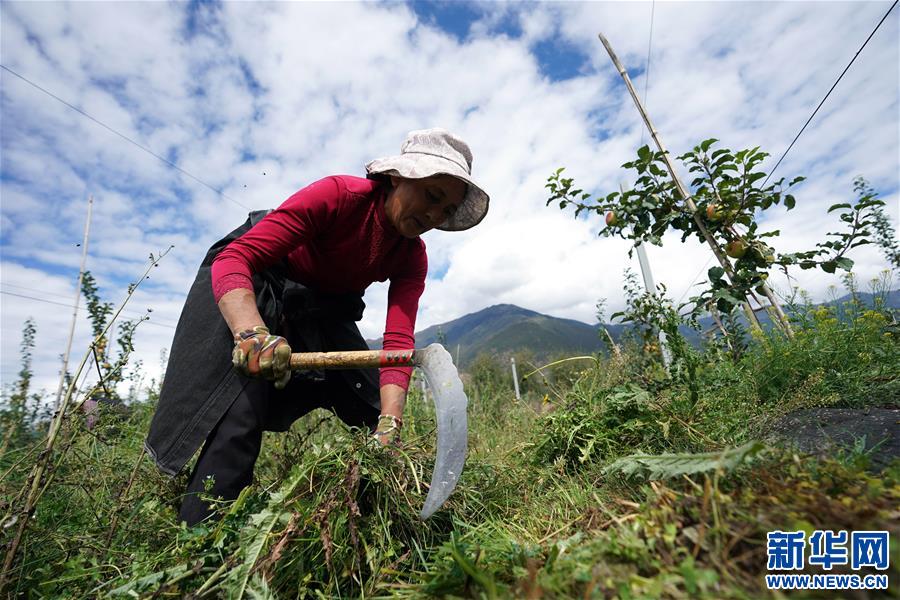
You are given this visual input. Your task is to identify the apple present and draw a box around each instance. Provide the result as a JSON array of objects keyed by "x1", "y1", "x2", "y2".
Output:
[
  {"x1": 725, "y1": 240, "x2": 747, "y2": 258},
  {"x1": 605, "y1": 211, "x2": 618, "y2": 227},
  {"x1": 706, "y1": 204, "x2": 722, "y2": 221}
]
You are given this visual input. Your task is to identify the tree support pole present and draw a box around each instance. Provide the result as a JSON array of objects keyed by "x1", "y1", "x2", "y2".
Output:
[
  {"x1": 620, "y1": 183, "x2": 673, "y2": 368},
  {"x1": 510, "y1": 357, "x2": 521, "y2": 401},
  {"x1": 598, "y1": 33, "x2": 764, "y2": 335},
  {"x1": 55, "y1": 195, "x2": 93, "y2": 409}
]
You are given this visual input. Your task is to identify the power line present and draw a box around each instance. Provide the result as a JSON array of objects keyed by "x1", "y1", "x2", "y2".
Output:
[
  {"x1": 0, "y1": 290, "x2": 177, "y2": 329},
  {"x1": 638, "y1": 0, "x2": 656, "y2": 149},
  {"x1": 1, "y1": 281, "x2": 84, "y2": 302},
  {"x1": 677, "y1": 1, "x2": 896, "y2": 312},
  {"x1": 762, "y1": 0, "x2": 898, "y2": 187},
  {"x1": 0, "y1": 63, "x2": 251, "y2": 211},
  {"x1": 2, "y1": 280, "x2": 184, "y2": 306}
]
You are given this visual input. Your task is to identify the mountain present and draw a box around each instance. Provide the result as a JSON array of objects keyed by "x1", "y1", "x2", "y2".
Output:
[
  {"x1": 368, "y1": 304, "x2": 611, "y2": 367},
  {"x1": 368, "y1": 291, "x2": 899, "y2": 369}
]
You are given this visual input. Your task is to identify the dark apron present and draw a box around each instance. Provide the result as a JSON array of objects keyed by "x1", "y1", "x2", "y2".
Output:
[{"x1": 144, "y1": 211, "x2": 380, "y2": 476}]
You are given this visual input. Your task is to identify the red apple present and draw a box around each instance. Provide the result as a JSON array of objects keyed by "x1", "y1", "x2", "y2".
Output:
[
  {"x1": 706, "y1": 204, "x2": 722, "y2": 221},
  {"x1": 725, "y1": 240, "x2": 747, "y2": 258},
  {"x1": 605, "y1": 211, "x2": 618, "y2": 227}
]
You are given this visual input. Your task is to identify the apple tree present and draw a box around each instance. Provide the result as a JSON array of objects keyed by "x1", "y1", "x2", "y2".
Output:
[{"x1": 546, "y1": 140, "x2": 887, "y2": 324}]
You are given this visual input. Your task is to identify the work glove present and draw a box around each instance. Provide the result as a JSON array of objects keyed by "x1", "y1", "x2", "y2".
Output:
[
  {"x1": 232, "y1": 326, "x2": 292, "y2": 389},
  {"x1": 372, "y1": 414, "x2": 403, "y2": 446}
]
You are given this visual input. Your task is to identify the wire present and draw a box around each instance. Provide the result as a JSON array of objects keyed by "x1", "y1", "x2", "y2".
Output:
[
  {"x1": 762, "y1": 0, "x2": 898, "y2": 187},
  {"x1": 638, "y1": 0, "x2": 656, "y2": 149},
  {"x1": 676, "y1": 254, "x2": 715, "y2": 307},
  {"x1": 2, "y1": 280, "x2": 184, "y2": 307},
  {"x1": 1, "y1": 281, "x2": 92, "y2": 302},
  {"x1": 0, "y1": 63, "x2": 251, "y2": 211},
  {"x1": 678, "y1": 1, "x2": 896, "y2": 311},
  {"x1": 0, "y1": 290, "x2": 177, "y2": 329}
]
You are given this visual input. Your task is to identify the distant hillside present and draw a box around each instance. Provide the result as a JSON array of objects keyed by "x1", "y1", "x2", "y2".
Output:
[
  {"x1": 368, "y1": 291, "x2": 898, "y2": 369},
  {"x1": 368, "y1": 304, "x2": 610, "y2": 367},
  {"x1": 704, "y1": 290, "x2": 900, "y2": 340}
]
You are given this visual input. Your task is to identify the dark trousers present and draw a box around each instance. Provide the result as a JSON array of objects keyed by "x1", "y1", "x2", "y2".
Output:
[{"x1": 179, "y1": 373, "x2": 378, "y2": 526}]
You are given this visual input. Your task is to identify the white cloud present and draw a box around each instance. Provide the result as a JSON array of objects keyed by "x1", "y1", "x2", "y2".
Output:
[{"x1": 1, "y1": 1, "x2": 897, "y2": 400}]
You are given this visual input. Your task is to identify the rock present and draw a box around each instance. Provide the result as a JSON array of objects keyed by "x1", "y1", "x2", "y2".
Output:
[{"x1": 768, "y1": 408, "x2": 899, "y2": 470}]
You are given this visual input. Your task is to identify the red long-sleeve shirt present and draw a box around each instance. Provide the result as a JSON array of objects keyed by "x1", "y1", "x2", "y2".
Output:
[{"x1": 211, "y1": 175, "x2": 426, "y2": 390}]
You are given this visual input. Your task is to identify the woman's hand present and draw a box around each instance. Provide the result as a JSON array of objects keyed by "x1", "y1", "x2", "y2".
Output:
[
  {"x1": 374, "y1": 384, "x2": 406, "y2": 445},
  {"x1": 372, "y1": 414, "x2": 403, "y2": 445},
  {"x1": 232, "y1": 326, "x2": 292, "y2": 389}
]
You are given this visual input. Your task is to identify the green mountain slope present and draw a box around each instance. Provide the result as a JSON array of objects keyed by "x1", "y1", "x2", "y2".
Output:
[
  {"x1": 367, "y1": 291, "x2": 898, "y2": 368},
  {"x1": 369, "y1": 304, "x2": 611, "y2": 367}
]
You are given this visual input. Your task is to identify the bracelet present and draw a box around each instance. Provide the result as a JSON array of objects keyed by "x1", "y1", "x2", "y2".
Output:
[{"x1": 373, "y1": 414, "x2": 403, "y2": 436}]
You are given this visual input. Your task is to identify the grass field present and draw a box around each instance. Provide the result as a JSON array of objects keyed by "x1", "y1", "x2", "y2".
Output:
[{"x1": 1, "y1": 281, "x2": 898, "y2": 598}]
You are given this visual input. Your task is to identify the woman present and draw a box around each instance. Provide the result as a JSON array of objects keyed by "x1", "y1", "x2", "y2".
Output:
[{"x1": 145, "y1": 128, "x2": 489, "y2": 525}]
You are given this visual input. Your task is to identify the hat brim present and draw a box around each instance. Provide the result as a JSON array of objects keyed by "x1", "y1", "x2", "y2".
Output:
[{"x1": 365, "y1": 153, "x2": 489, "y2": 232}]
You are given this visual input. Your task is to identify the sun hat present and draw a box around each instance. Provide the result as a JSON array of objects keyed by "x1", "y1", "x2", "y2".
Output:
[{"x1": 365, "y1": 128, "x2": 490, "y2": 231}]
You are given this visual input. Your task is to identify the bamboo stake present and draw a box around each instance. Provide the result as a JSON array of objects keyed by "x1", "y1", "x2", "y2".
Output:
[
  {"x1": 758, "y1": 284, "x2": 793, "y2": 337},
  {"x1": 598, "y1": 33, "x2": 763, "y2": 335},
  {"x1": 707, "y1": 302, "x2": 735, "y2": 355},
  {"x1": 602, "y1": 327, "x2": 622, "y2": 361},
  {"x1": 55, "y1": 195, "x2": 94, "y2": 410}
]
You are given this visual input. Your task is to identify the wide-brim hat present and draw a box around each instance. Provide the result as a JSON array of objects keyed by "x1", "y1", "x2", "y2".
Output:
[{"x1": 365, "y1": 127, "x2": 490, "y2": 232}]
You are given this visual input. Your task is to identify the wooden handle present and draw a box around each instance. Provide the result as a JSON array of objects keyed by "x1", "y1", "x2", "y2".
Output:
[{"x1": 289, "y1": 349, "x2": 418, "y2": 370}]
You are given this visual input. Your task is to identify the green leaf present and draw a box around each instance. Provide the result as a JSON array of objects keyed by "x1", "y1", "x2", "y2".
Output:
[
  {"x1": 719, "y1": 290, "x2": 745, "y2": 305},
  {"x1": 604, "y1": 442, "x2": 765, "y2": 480},
  {"x1": 708, "y1": 266, "x2": 725, "y2": 282},
  {"x1": 109, "y1": 564, "x2": 191, "y2": 596},
  {"x1": 448, "y1": 533, "x2": 499, "y2": 597},
  {"x1": 700, "y1": 138, "x2": 718, "y2": 152},
  {"x1": 224, "y1": 467, "x2": 306, "y2": 598},
  {"x1": 828, "y1": 203, "x2": 852, "y2": 213},
  {"x1": 784, "y1": 195, "x2": 796, "y2": 210},
  {"x1": 747, "y1": 172, "x2": 766, "y2": 184},
  {"x1": 821, "y1": 261, "x2": 837, "y2": 274},
  {"x1": 637, "y1": 145, "x2": 651, "y2": 161},
  {"x1": 835, "y1": 257, "x2": 854, "y2": 271}
]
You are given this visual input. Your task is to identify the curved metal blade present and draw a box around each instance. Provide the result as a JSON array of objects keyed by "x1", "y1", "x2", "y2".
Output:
[{"x1": 417, "y1": 343, "x2": 468, "y2": 519}]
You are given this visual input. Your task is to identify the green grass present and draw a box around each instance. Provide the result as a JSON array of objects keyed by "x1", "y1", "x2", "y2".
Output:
[{"x1": 1, "y1": 289, "x2": 898, "y2": 598}]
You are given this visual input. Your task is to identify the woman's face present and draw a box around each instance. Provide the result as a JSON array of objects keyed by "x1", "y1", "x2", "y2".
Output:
[{"x1": 385, "y1": 174, "x2": 467, "y2": 238}]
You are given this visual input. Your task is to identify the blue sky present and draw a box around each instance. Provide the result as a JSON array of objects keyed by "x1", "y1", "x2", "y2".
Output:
[
  {"x1": 1, "y1": 1, "x2": 897, "y2": 395},
  {"x1": 409, "y1": 0, "x2": 591, "y2": 81}
]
